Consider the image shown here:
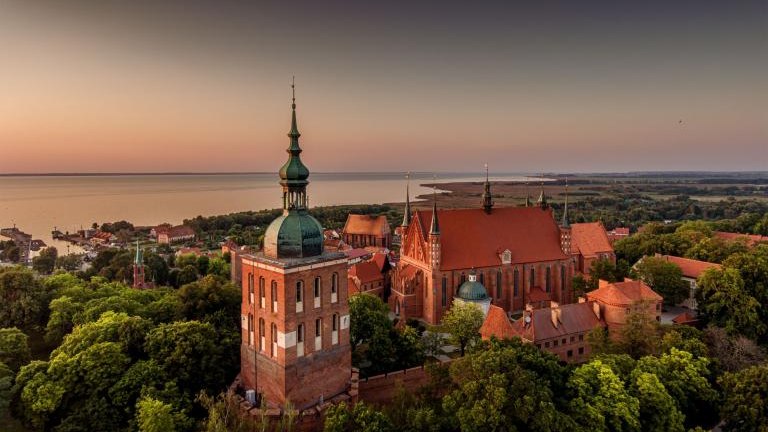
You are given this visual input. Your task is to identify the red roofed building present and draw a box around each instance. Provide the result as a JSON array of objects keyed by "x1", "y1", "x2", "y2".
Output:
[
  {"x1": 656, "y1": 254, "x2": 721, "y2": 310},
  {"x1": 156, "y1": 225, "x2": 196, "y2": 244},
  {"x1": 570, "y1": 222, "x2": 616, "y2": 275},
  {"x1": 479, "y1": 305, "x2": 517, "y2": 341},
  {"x1": 342, "y1": 214, "x2": 392, "y2": 249},
  {"x1": 348, "y1": 260, "x2": 385, "y2": 299},
  {"x1": 714, "y1": 231, "x2": 768, "y2": 247},
  {"x1": 607, "y1": 227, "x2": 630, "y2": 243},
  {"x1": 391, "y1": 179, "x2": 576, "y2": 324},
  {"x1": 586, "y1": 279, "x2": 662, "y2": 335}
]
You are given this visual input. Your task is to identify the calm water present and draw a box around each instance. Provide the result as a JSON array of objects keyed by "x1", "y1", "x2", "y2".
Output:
[{"x1": 0, "y1": 172, "x2": 535, "y2": 254}]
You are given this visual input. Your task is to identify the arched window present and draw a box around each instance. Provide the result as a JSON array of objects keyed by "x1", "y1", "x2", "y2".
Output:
[
  {"x1": 297, "y1": 323, "x2": 305, "y2": 357},
  {"x1": 270, "y1": 323, "x2": 277, "y2": 357},
  {"x1": 546, "y1": 267, "x2": 552, "y2": 293},
  {"x1": 496, "y1": 270, "x2": 502, "y2": 299},
  {"x1": 258, "y1": 318, "x2": 265, "y2": 351},
  {"x1": 314, "y1": 318, "x2": 322, "y2": 351},
  {"x1": 271, "y1": 281, "x2": 278, "y2": 312},
  {"x1": 296, "y1": 280, "x2": 304, "y2": 313},
  {"x1": 313, "y1": 277, "x2": 321, "y2": 308},
  {"x1": 331, "y1": 273, "x2": 339, "y2": 303},
  {"x1": 332, "y1": 314, "x2": 339, "y2": 345},
  {"x1": 560, "y1": 265, "x2": 566, "y2": 294},
  {"x1": 529, "y1": 268, "x2": 535, "y2": 289},
  {"x1": 248, "y1": 274, "x2": 254, "y2": 305},
  {"x1": 258, "y1": 277, "x2": 266, "y2": 308},
  {"x1": 247, "y1": 314, "x2": 254, "y2": 346},
  {"x1": 513, "y1": 268, "x2": 520, "y2": 297}
]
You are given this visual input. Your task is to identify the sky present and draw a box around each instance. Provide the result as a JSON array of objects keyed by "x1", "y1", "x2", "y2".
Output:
[{"x1": 0, "y1": 0, "x2": 766, "y2": 174}]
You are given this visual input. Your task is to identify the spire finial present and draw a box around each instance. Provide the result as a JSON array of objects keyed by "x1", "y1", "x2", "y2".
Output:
[
  {"x1": 430, "y1": 174, "x2": 440, "y2": 235},
  {"x1": 561, "y1": 177, "x2": 570, "y2": 227},
  {"x1": 402, "y1": 171, "x2": 412, "y2": 227},
  {"x1": 537, "y1": 173, "x2": 548, "y2": 209},
  {"x1": 482, "y1": 163, "x2": 493, "y2": 214},
  {"x1": 291, "y1": 76, "x2": 296, "y2": 109}
]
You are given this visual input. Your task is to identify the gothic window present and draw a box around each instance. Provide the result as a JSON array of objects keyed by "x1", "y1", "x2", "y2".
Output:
[
  {"x1": 513, "y1": 269, "x2": 520, "y2": 297},
  {"x1": 529, "y1": 268, "x2": 535, "y2": 288},
  {"x1": 546, "y1": 267, "x2": 552, "y2": 293},
  {"x1": 441, "y1": 283, "x2": 447, "y2": 307},
  {"x1": 560, "y1": 266, "x2": 566, "y2": 293},
  {"x1": 496, "y1": 270, "x2": 502, "y2": 298}
]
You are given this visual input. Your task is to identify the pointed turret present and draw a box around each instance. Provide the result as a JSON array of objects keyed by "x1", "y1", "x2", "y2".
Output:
[
  {"x1": 537, "y1": 176, "x2": 548, "y2": 209},
  {"x1": 402, "y1": 172, "x2": 412, "y2": 227},
  {"x1": 134, "y1": 240, "x2": 143, "y2": 265},
  {"x1": 430, "y1": 185, "x2": 440, "y2": 236},
  {"x1": 132, "y1": 240, "x2": 146, "y2": 289},
  {"x1": 278, "y1": 77, "x2": 310, "y2": 211},
  {"x1": 481, "y1": 163, "x2": 494, "y2": 214},
  {"x1": 525, "y1": 182, "x2": 532, "y2": 207},
  {"x1": 561, "y1": 178, "x2": 570, "y2": 228}
]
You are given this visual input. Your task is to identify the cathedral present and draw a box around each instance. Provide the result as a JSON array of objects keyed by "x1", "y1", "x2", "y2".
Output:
[
  {"x1": 239, "y1": 84, "x2": 351, "y2": 410},
  {"x1": 391, "y1": 172, "x2": 614, "y2": 325}
]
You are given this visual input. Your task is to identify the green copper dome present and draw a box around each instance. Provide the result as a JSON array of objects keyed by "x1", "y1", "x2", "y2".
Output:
[
  {"x1": 263, "y1": 212, "x2": 324, "y2": 259},
  {"x1": 457, "y1": 271, "x2": 488, "y2": 301}
]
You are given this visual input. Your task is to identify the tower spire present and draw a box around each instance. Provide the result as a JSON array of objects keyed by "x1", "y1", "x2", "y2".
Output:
[
  {"x1": 482, "y1": 163, "x2": 494, "y2": 214},
  {"x1": 561, "y1": 177, "x2": 570, "y2": 227},
  {"x1": 430, "y1": 176, "x2": 440, "y2": 235},
  {"x1": 279, "y1": 77, "x2": 310, "y2": 212},
  {"x1": 537, "y1": 174, "x2": 548, "y2": 209},
  {"x1": 402, "y1": 172, "x2": 412, "y2": 227},
  {"x1": 525, "y1": 181, "x2": 532, "y2": 207}
]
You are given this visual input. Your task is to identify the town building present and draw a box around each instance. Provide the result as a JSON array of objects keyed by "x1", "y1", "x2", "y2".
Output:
[
  {"x1": 132, "y1": 241, "x2": 151, "y2": 289},
  {"x1": 586, "y1": 278, "x2": 662, "y2": 333},
  {"x1": 239, "y1": 85, "x2": 351, "y2": 410},
  {"x1": 480, "y1": 278, "x2": 662, "y2": 362},
  {"x1": 570, "y1": 222, "x2": 616, "y2": 275},
  {"x1": 342, "y1": 214, "x2": 392, "y2": 249},
  {"x1": 156, "y1": 225, "x2": 196, "y2": 244},
  {"x1": 607, "y1": 227, "x2": 630, "y2": 243},
  {"x1": 713, "y1": 231, "x2": 767, "y2": 247},
  {"x1": 348, "y1": 260, "x2": 385, "y2": 299},
  {"x1": 655, "y1": 254, "x2": 720, "y2": 310}
]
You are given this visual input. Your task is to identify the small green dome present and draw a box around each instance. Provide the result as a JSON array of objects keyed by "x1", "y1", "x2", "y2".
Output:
[
  {"x1": 457, "y1": 271, "x2": 488, "y2": 301},
  {"x1": 263, "y1": 212, "x2": 324, "y2": 259},
  {"x1": 279, "y1": 157, "x2": 309, "y2": 184}
]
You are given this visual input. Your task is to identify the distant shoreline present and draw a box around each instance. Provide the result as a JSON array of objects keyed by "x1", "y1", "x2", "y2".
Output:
[{"x1": 1, "y1": 171, "x2": 766, "y2": 178}]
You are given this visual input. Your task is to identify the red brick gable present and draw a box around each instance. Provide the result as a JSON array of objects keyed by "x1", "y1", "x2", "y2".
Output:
[
  {"x1": 658, "y1": 255, "x2": 721, "y2": 279},
  {"x1": 571, "y1": 222, "x2": 613, "y2": 257},
  {"x1": 411, "y1": 207, "x2": 567, "y2": 271}
]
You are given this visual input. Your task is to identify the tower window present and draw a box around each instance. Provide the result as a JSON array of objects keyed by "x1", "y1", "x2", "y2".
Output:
[
  {"x1": 271, "y1": 323, "x2": 277, "y2": 357},
  {"x1": 259, "y1": 277, "x2": 266, "y2": 308},
  {"x1": 271, "y1": 281, "x2": 278, "y2": 312},
  {"x1": 248, "y1": 274, "x2": 254, "y2": 305},
  {"x1": 331, "y1": 273, "x2": 339, "y2": 303},
  {"x1": 259, "y1": 318, "x2": 265, "y2": 351},
  {"x1": 314, "y1": 277, "x2": 321, "y2": 308}
]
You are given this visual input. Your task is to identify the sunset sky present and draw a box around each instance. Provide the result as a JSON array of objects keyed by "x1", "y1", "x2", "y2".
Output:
[{"x1": 0, "y1": 0, "x2": 765, "y2": 174}]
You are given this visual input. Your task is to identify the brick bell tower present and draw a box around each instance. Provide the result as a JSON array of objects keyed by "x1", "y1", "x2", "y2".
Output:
[
  {"x1": 240, "y1": 80, "x2": 351, "y2": 410},
  {"x1": 132, "y1": 240, "x2": 147, "y2": 289}
]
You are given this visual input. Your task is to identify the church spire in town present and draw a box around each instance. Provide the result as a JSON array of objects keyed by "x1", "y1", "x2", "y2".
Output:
[
  {"x1": 430, "y1": 178, "x2": 440, "y2": 235},
  {"x1": 561, "y1": 178, "x2": 570, "y2": 227},
  {"x1": 525, "y1": 181, "x2": 532, "y2": 207},
  {"x1": 402, "y1": 172, "x2": 412, "y2": 227},
  {"x1": 279, "y1": 77, "x2": 310, "y2": 212},
  {"x1": 481, "y1": 163, "x2": 494, "y2": 214},
  {"x1": 537, "y1": 174, "x2": 548, "y2": 209}
]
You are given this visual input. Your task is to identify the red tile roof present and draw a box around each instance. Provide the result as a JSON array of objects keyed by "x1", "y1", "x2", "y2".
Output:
[
  {"x1": 371, "y1": 253, "x2": 390, "y2": 273},
  {"x1": 528, "y1": 287, "x2": 551, "y2": 303},
  {"x1": 168, "y1": 225, "x2": 195, "y2": 238},
  {"x1": 343, "y1": 215, "x2": 390, "y2": 236},
  {"x1": 480, "y1": 305, "x2": 517, "y2": 340},
  {"x1": 586, "y1": 279, "x2": 662, "y2": 306},
  {"x1": 659, "y1": 255, "x2": 721, "y2": 279},
  {"x1": 714, "y1": 231, "x2": 768, "y2": 246},
  {"x1": 510, "y1": 302, "x2": 603, "y2": 342},
  {"x1": 344, "y1": 248, "x2": 372, "y2": 260},
  {"x1": 413, "y1": 207, "x2": 568, "y2": 271},
  {"x1": 672, "y1": 311, "x2": 699, "y2": 325},
  {"x1": 571, "y1": 222, "x2": 613, "y2": 257},
  {"x1": 349, "y1": 261, "x2": 383, "y2": 284}
]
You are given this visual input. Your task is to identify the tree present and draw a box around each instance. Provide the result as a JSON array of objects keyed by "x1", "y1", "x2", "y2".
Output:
[
  {"x1": 590, "y1": 258, "x2": 619, "y2": 283},
  {"x1": 55, "y1": 254, "x2": 83, "y2": 271},
  {"x1": 572, "y1": 273, "x2": 592, "y2": 299},
  {"x1": 632, "y1": 348, "x2": 718, "y2": 428},
  {"x1": 618, "y1": 304, "x2": 661, "y2": 358},
  {"x1": 719, "y1": 362, "x2": 768, "y2": 432},
  {"x1": 0, "y1": 266, "x2": 49, "y2": 329},
  {"x1": 136, "y1": 397, "x2": 182, "y2": 432},
  {"x1": 440, "y1": 302, "x2": 484, "y2": 356},
  {"x1": 324, "y1": 402, "x2": 393, "y2": 432},
  {"x1": 697, "y1": 268, "x2": 765, "y2": 340},
  {"x1": 567, "y1": 360, "x2": 640, "y2": 432},
  {"x1": 0, "y1": 327, "x2": 31, "y2": 372},
  {"x1": 632, "y1": 256, "x2": 689, "y2": 305},
  {"x1": 349, "y1": 294, "x2": 391, "y2": 350},
  {"x1": 176, "y1": 265, "x2": 199, "y2": 287},
  {"x1": 32, "y1": 247, "x2": 58, "y2": 274},
  {"x1": 176, "y1": 275, "x2": 240, "y2": 325},
  {"x1": 630, "y1": 372, "x2": 684, "y2": 432},
  {"x1": 443, "y1": 339, "x2": 573, "y2": 432},
  {"x1": 0, "y1": 361, "x2": 12, "y2": 414},
  {"x1": 703, "y1": 326, "x2": 765, "y2": 372}
]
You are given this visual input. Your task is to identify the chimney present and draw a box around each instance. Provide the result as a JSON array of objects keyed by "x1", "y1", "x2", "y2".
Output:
[
  {"x1": 592, "y1": 301, "x2": 601, "y2": 320},
  {"x1": 550, "y1": 301, "x2": 561, "y2": 328},
  {"x1": 578, "y1": 296, "x2": 586, "y2": 303}
]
